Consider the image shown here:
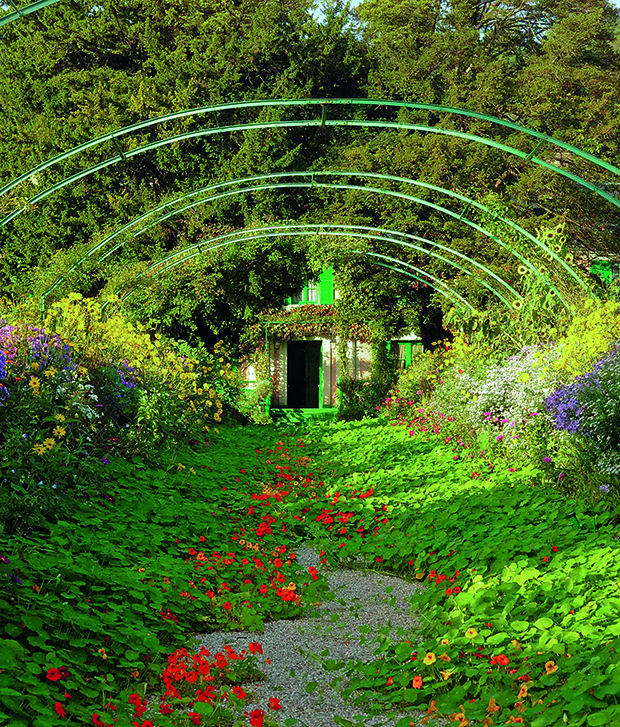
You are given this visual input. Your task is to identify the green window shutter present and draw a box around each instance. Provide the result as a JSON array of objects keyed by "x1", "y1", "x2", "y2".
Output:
[{"x1": 319, "y1": 268, "x2": 334, "y2": 305}]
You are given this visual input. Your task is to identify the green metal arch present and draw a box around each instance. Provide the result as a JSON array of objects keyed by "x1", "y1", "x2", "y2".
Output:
[
  {"x1": 129, "y1": 223, "x2": 518, "y2": 305},
  {"x1": 93, "y1": 171, "x2": 583, "y2": 293},
  {"x1": 40, "y1": 174, "x2": 581, "y2": 317},
  {"x1": 371, "y1": 260, "x2": 471, "y2": 313},
  {"x1": 0, "y1": 0, "x2": 62, "y2": 29},
  {"x1": 117, "y1": 226, "x2": 512, "y2": 309},
  {"x1": 115, "y1": 233, "x2": 477, "y2": 315},
  {"x1": 43, "y1": 179, "x2": 570, "y2": 314},
  {"x1": 2, "y1": 99, "x2": 618, "y2": 222}
]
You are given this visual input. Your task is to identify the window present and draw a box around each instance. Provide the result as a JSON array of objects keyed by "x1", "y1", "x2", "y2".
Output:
[
  {"x1": 396, "y1": 343, "x2": 407, "y2": 369},
  {"x1": 307, "y1": 280, "x2": 318, "y2": 302},
  {"x1": 334, "y1": 284, "x2": 340, "y2": 300}
]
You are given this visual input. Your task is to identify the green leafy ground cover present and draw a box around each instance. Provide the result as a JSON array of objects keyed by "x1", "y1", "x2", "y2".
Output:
[
  {"x1": 3, "y1": 291, "x2": 620, "y2": 726},
  {"x1": 3, "y1": 412, "x2": 620, "y2": 726}
]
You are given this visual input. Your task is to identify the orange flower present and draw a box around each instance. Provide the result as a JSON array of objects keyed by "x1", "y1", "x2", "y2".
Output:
[
  {"x1": 412, "y1": 675, "x2": 423, "y2": 689},
  {"x1": 386, "y1": 677, "x2": 394, "y2": 686},
  {"x1": 544, "y1": 660, "x2": 558, "y2": 675}
]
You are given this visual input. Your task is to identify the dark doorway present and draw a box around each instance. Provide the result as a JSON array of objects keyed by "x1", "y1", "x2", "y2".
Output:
[{"x1": 287, "y1": 340, "x2": 321, "y2": 408}]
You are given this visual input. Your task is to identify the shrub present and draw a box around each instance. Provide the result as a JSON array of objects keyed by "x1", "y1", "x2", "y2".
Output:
[{"x1": 552, "y1": 298, "x2": 620, "y2": 379}]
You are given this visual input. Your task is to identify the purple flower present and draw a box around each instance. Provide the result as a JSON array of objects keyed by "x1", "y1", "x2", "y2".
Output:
[
  {"x1": 101, "y1": 456, "x2": 111, "y2": 465},
  {"x1": 600, "y1": 484, "x2": 611, "y2": 493},
  {"x1": 543, "y1": 457, "x2": 551, "y2": 463},
  {"x1": 558, "y1": 473, "x2": 565, "y2": 480}
]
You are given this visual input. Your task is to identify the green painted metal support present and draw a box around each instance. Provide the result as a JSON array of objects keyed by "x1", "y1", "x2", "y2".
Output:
[
  {"x1": 0, "y1": 0, "x2": 62, "y2": 29},
  {"x1": 113, "y1": 233, "x2": 477, "y2": 314},
  {"x1": 3, "y1": 100, "x2": 620, "y2": 250},
  {"x1": 118, "y1": 223, "x2": 518, "y2": 305},
  {"x1": 37, "y1": 171, "x2": 587, "y2": 317}
]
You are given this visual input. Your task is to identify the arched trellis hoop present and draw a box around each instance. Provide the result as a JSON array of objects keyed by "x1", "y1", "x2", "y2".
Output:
[
  {"x1": 109, "y1": 223, "x2": 518, "y2": 310},
  {"x1": 108, "y1": 233, "x2": 478, "y2": 317},
  {"x1": 2, "y1": 99, "x2": 619, "y2": 225},
  {"x1": 92, "y1": 171, "x2": 583, "y2": 292},
  {"x1": 115, "y1": 227, "x2": 510, "y2": 308},
  {"x1": 0, "y1": 0, "x2": 61, "y2": 29},
  {"x1": 40, "y1": 177, "x2": 581, "y2": 318}
]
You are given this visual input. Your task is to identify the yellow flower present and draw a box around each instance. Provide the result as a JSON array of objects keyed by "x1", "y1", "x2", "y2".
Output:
[
  {"x1": 440, "y1": 639, "x2": 450, "y2": 645},
  {"x1": 177, "y1": 463, "x2": 185, "y2": 471},
  {"x1": 440, "y1": 669, "x2": 454, "y2": 681},
  {"x1": 465, "y1": 628, "x2": 478, "y2": 639},
  {"x1": 190, "y1": 468, "x2": 196, "y2": 475},
  {"x1": 545, "y1": 660, "x2": 558, "y2": 675},
  {"x1": 423, "y1": 652, "x2": 436, "y2": 665},
  {"x1": 44, "y1": 367, "x2": 57, "y2": 378},
  {"x1": 214, "y1": 428, "x2": 219, "y2": 434},
  {"x1": 43, "y1": 438, "x2": 56, "y2": 450},
  {"x1": 30, "y1": 361, "x2": 40, "y2": 371},
  {"x1": 29, "y1": 377, "x2": 40, "y2": 388},
  {"x1": 32, "y1": 444, "x2": 47, "y2": 455},
  {"x1": 54, "y1": 413, "x2": 66, "y2": 422},
  {"x1": 53, "y1": 426, "x2": 66, "y2": 437},
  {"x1": 77, "y1": 366, "x2": 88, "y2": 376}
]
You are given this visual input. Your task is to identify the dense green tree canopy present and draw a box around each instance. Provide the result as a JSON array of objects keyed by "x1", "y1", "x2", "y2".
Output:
[{"x1": 0, "y1": 0, "x2": 619, "y2": 355}]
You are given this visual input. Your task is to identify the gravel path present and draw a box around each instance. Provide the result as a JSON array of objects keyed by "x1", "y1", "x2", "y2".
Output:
[{"x1": 145, "y1": 542, "x2": 450, "y2": 727}]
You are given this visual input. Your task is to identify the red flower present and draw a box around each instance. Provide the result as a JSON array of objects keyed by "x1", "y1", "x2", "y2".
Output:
[
  {"x1": 223, "y1": 602, "x2": 232, "y2": 610},
  {"x1": 542, "y1": 556, "x2": 549, "y2": 562},
  {"x1": 249, "y1": 708, "x2": 265, "y2": 726},
  {"x1": 273, "y1": 558, "x2": 283, "y2": 568},
  {"x1": 269, "y1": 696, "x2": 282, "y2": 710},
  {"x1": 551, "y1": 545, "x2": 558, "y2": 552},
  {"x1": 92, "y1": 715, "x2": 106, "y2": 727},
  {"x1": 259, "y1": 584, "x2": 268, "y2": 594},
  {"x1": 249, "y1": 642, "x2": 263, "y2": 655},
  {"x1": 47, "y1": 668, "x2": 62, "y2": 682},
  {"x1": 385, "y1": 676, "x2": 394, "y2": 686},
  {"x1": 54, "y1": 702, "x2": 67, "y2": 718},
  {"x1": 129, "y1": 694, "x2": 142, "y2": 705},
  {"x1": 453, "y1": 586, "x2": 461, "y2": 594},
  {"x1": 445, "y1": 588, "x2": 453, "y2": 596},
  {"x1": 232, "y1": 686, "x2": 247, "y2": 699}
]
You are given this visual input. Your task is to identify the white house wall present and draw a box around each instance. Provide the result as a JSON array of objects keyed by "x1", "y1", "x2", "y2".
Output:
[{"x1": 238, "y1": 332, "x2": 418, "y2": 408}]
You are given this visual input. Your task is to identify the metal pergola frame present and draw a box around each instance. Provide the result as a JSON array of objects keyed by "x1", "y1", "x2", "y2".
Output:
[
  {"x1": 110, "y1": 224, "x2": 520, "y2": 310},
  {"x1": 39, "y1": 176, "x2": 581, "y2": 319},
  {"x1": 0, "y1": 98, "x2": 610, "y2": 322},
  {"x1": 112, "y1": 229, "x2": 498, "y2": 311},
  {"x1": 3, "y1": 99, "x2": 619, "y2": 216}
]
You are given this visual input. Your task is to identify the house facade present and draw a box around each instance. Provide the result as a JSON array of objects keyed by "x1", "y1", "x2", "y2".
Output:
[{"x1": 239, "y1": 268, "x2": 424, "y2": 411}]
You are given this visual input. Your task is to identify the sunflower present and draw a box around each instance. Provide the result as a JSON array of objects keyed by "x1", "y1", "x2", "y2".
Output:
[{"x1": 512, "y1": 299, "x2": 524, "y2": 310}]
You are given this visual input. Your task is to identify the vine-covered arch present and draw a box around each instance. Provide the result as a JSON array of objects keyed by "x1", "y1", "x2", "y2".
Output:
[
  {"x1": 14, "y1": 98, "x2": 616, "y2": 323},
  {"x1": 110, "y1": 233, "x2": 478, "y2": 316},
  {"x1": 111, "y1": 224, "x2": 520, "y2": 307},
  {"x1": 40, "y1": 176, "x2": 581, "y2": 318}
]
